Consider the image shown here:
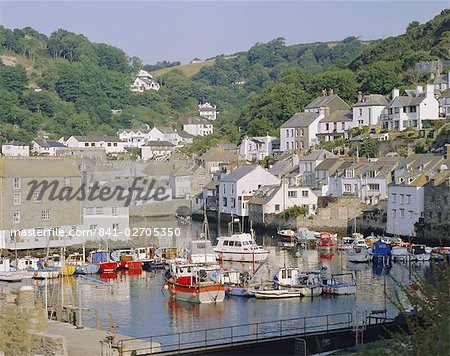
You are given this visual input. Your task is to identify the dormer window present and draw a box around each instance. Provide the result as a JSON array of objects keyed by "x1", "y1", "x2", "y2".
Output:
[
  {"x1": 367, "y1": 171, "x2": 378, "y2": 178},
  {"x1": 345, "y1": 170, "x2": 354, "y2": 178}
]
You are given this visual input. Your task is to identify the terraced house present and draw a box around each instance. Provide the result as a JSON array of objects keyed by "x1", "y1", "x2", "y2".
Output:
[{"x1": 0, "y1": 158, "x2": 82, "y2": 250}]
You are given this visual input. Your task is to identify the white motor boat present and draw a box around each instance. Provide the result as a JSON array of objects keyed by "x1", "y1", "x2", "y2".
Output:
[
  {"x1": 391, "y1": 246, "x2": 410, "y2": 262},
  {"x1": 189, "y1": 240, "x2": 217, "y2": 264},
  {"x1": 322, "y1": 273, "x2": 357, "y2": 295},
  {"x1": 0, "y1": 258, "x2": 31, "y2": 282},
  {"x1": 347, "y1": 246, "x2": 371, "y2": 263},
  {"x1": 253, "y1": 289, "x2": 302, "y2": 299},
  {"x1": 273, "y1": 267, "x2": 322, "y2": 297},
  {"x1": 337, "y1": 237, "x2": 355, "y2": 250},
  {"x1": 214, "y1": 233, "x2": 269, "y2": 263},
  {"x1": 410, "y1": 244, "x2": 431, "y2": 262}
]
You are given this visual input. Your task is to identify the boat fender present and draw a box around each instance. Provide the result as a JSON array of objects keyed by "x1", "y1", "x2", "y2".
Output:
[
  {"x1": 125, "y1": 264, "x2": 128, "y2": 268},
  {"x1": 171, "y1": 289, "x2": 176, "y2": 295},
  {"x1": 163, "y1": 284, "x2": 169, "y2": 290},
  {"x1": 34, "y1": 271, "x2": 38, "y2": 277}
]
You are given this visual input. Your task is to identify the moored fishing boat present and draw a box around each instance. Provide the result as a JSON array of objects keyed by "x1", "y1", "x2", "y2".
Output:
[
  {"x1": 370, "y1": 241, "x2": 391, "y2": 264},
  {"x1": 273, "y1": 267, "x2": 322, "y2": 297},
  {"x1": 0, "y1": 258, "x2": 30, "y2": 282},
  {"x1": 45, "y1": 254, "x2": 75, "y2": 276},
  {"x1": 67, "y1": 253, "x2": 99, "y2": 274},
  {"x1": 318, "y1": 233, "x2": 335, "y2": 252},
  {"x1": 165, "y1": 263, "x2": 226, "y2": 303},
  {"x1": 337, "y1": 237, "x2": 355, "y2": 250},
  {"x1": 277, "y1": 229, "x2": 297, "y2": 242},
  {"x1": 12, "y1": 256, "x2": 59, "y2": 279},
  {"x1": 253, "y1": 289, "x2": 302, "y2": 299},
  {"x1": 89, "y1": 250, "x2": 118, "y2": 273},
  {"x1": 391, "y1": 245, "x2": 410, "y2": 262},
  {"x1": 214, "y1": 233, "x2": 269, "y2": 263},
  {"x1": 347, "y1": 246, "x2": 371, "y2": 263},
  {"x1": 410, "y1": 244, "x2": 431, "y2": 261},
  {"x1": 136, "y1": 247, "x2": 166, "y2": 270},
  {"x1": 210, "y1": 269, "x2": 254, "y2": 297},
  {"x1": 321, "y1": 273, "x2": 356, "y2": 295},
  {"x1": 111, "y1": 249, "x2": 143, "y2": 270}
]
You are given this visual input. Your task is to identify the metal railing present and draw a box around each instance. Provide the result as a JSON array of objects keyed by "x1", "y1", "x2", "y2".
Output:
[{"x1": 117, "y1": 312, "x2": 353, "y2": 355}]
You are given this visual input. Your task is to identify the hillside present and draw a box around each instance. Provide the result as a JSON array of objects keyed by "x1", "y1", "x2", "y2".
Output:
[
  {"x1": 0, "y1": 9, "x2": 448, "y2": 146},
  {"x1": 151, "y1": 59, "x2": 217, "y2": 77}
]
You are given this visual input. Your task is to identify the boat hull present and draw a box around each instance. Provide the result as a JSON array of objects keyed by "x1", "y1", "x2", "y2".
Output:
[
  {"x1": 347, "y1": 253, "x2": 371, "y2": 263},
  {"x1": 253, "y1": 289, "x2": 302, "y2": 299},
  {"x1": 74, "y1": 264, "x2": 99, "y2": 275},
  {"x1": 225, "y1": 285, "x2": 255, "y2": 298},
  {"x1": 215, "y1": 251, "x2": 268, "y2": 263},
  {"x1": 118, "y1": 261, "x2": 143, "y2": 270},
  {"x1": 322, "y1": 284, "x2": 356, "y2": 295},
  {"x1": 59, "y1": 265, "x2": 75, "y2": 276},
  {"x1": 98, "y1": 262, "x2": 118, "y2": 273},
  {"x1": 28, "y1": 269, "x2": 59, "y2": 279},
  {"x1": 411, "y1": 254, "x2": 431, "y2": 262},
  {"x1": 169, "y1": 283, "x2": 226, "y2": 303}
]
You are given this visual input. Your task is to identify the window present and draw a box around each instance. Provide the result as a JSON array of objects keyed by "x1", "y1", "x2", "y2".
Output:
[
  {"x1": 96, "y1": 207, "x2": 103, "y2": 215},
  {"x1": 228, "y1": 241, "x2": 235, "y2": 246},
  {"x1": 392, "y1": 193, "x2": 397, "y2": 203},
  {"x1": 367, "y1": 171, "x2": 378, "y2": 178},
  {"x1": 223, "y1": 197, "x2": 227, "y2": 207},
  {"x1": 403, "y1": 107, "x2": 407, "y2": 113},
  {"x1": 13, "y1": 178, "x2": 21, "y2": 190},
  {"x1": 344, "y1": 184, "x2": 352, "y2": 193},
  {"x1": 13, "y1": 192, "x2": 21, "y2": 205},
  {"x1": 64, "y1": 177, "x2": 71, "y2": 187},
  {"x1": 275, "y1": 204, "x2": 280, "y2": 212},
  {"x1": 302, "y1": 190, "x2": 309, "y2": 197},
  {"x1": 400, "y1": 194, "x2": 404, "y2": 205},
  {"x1": 85, "y1": 207, "x2": 94, "y2": 215},
  {"x1": 345, "y1": 170, "x2": 354, "y2": 178},
  {"x1": 112, "y1": 207, "x2": 118, "y2": 216},
  {"x1": 369, "y1": 184, "x2": 379, "y2": 191},
  {"x1": 112, "y1": 223, "x2": 119, "y2": 231},
  {"x1": 409, "y1": 106, "x2": 416, "y2": 113},
  {"x1": 288, "y1": 191, "x2": 297, "y2": 198},
  {"x1": 33, "y1": 191, "x2": 42, "y2": 202},
  {"x1": 231, "y1": 198, "x2": 236, "y2": 208},
  {"x1": 107, "y1": 143, "x2": 112, "y2": 147},
  {"x1": 89, "y1": 224, "x2": 98, "y2": 231},
  {"x1": 406, "y1": 194, "x2": 411, "y2": 204},
  {"x1": 392, "y1": 209, "x2": 396, "y2": 218},
  {"x1": 113, "y1": 143, "x2": 118, "y2": 147},
  {"x1": 399, "y1": 208, "x2": 404, "y2": 219},
  {"x1": 236, "y1": 241, "x2": 242, "y2": 247},
  {"x1": 84, "y1": 143, "x2": 89, "y2": 147},
  {"x1": 223, "y1": 240, "x2": 229, "y2": 246},
  {"x1": 359, "y1": 108, "x2": 363, "y2": 116},
  {"x1": 13, "y1": 211, "x2": 20, "y2": 224},
  {"x1": 90, "y1": 143, "x2": 95, "y2": 147},
  {"x1": 408, "y1": 211, "x2": 413, "y2": 219},
  {"x1": 41, "y1": 210, "x2": 50, "y2": 221},
  {"x1": 325, "y1": 123, "x2": 330, "y2": 131}
]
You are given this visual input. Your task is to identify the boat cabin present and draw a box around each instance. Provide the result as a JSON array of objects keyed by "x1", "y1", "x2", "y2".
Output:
[
  {"x1": 216, "y1": 233, "x2": 261, "y2": 251},
  {"x1": 136, "y1": 247, "x2": 157, "y2": 260},
  {"x1": 15, "y1": 257, "x2": 39, "y2": 270},
  {"x1": 160, "y1": 247, "x2": 178, "y2": 259},
  {"x1": 372, "y1": 241, "x2": 391, "y2": 256},
  {"x1": 169, "y1": 263, "x2": 218, "y2": 286},
  {"x1": 411, "y1": 244, "x2": 426, "y2": 255},
  {"x1": 89, "y1": 250, "x2": 110, "y2": 264},
  {"x1": 189, "y1": 240, "x2": 216, "y2": 264},
  {"x1": 0, "y1": 258, "x2": 11, "y2": 272},
  {"x1": 67, "y1": 253, "x2": 85, "y2": 265}
]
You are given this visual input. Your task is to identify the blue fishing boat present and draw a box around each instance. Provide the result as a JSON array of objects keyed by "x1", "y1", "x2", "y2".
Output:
[{"x1": 370, "y1": 241, "x2": 391, "y2": 264}]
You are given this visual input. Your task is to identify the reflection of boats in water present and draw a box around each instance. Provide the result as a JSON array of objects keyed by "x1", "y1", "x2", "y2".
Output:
[
  {"x1": 99, "y1": 272, "x2": 117, "y2": 280},
  {"x1": 320, "y1": 253, "x2": 334, "y2": 261}
]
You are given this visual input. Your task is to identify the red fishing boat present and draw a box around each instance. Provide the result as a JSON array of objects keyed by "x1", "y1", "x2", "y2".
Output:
[
  {"x1": 165, "y1": 263, "x2": 226, "y2": 304},
  {"x1": 89, "y1": 250, "x2": 118, "y2": 273},
  {"x1": 318, "y1": 233, "x2": 335, "y2": 252},
  {"x1": 111, "y1": 249, "x2": 143, "y2": 270}
]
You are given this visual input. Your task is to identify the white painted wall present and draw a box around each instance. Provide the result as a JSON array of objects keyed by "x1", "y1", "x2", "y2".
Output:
[{"x1": 1, "y1": 144, "x2": 29, "y2": 157}]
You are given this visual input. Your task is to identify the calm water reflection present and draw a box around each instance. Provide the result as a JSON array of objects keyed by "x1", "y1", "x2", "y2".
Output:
[{"x1": 24, "y1": 217, "x2": 430, "y2": 338}]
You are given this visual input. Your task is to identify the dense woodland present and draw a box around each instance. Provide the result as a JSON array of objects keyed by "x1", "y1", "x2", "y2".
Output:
[{"x1": 0, "y1": 9, "x2": 448, "y2": 146}]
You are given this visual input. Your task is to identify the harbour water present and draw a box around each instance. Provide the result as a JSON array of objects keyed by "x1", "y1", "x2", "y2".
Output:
[{"x1": 4, "y1": 217, "x2": 428, "y2": 339}]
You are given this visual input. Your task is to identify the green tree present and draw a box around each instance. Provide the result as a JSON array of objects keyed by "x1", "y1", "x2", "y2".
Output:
[{"x1": 360, "y1": 138, "x2": 378, "y2": 158}]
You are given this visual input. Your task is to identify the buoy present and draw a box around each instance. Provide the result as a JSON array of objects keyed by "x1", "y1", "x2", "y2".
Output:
[
  {"x1": 171, "y1": 289, "x2": 176, "y2": 296},
  {"x1": 125, "y1": 264, "x2": 129, "y2": 268},
  {"x1": 34, "y1": 271, "x2": 38, "y2": 277}
]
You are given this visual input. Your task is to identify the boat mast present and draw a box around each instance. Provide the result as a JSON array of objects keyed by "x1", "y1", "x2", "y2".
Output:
[{"x1": 203, "y1": 203, "x2": 209, "y2": 264}]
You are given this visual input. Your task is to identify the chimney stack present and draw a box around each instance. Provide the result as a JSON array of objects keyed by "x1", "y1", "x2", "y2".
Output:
[
  {"x1": 358, "y1": 91, "x2": 363, "y2": 102},
  {"x1": 392, "y1": 88, "x2": 400, "y2": 99},
  {"x1": 425, "y1": 84, "x2": 434, "y2": 97}
]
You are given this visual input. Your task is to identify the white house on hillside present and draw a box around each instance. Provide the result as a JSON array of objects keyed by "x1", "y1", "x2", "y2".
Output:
[
  {"x1": 386, "y1": 172, "x2": 428, "y2": 237},
  {"x1": 183, "y1": 117, "x2": 214, "y2": 136},
  {"x1": 65, "y1": 136, "x2": 127, "y2": 154},
  {"x1": 381, "y1": 85, "x2": 439, "y2": 131},
  {"x1": 239, "y1": 135, "x2": 277, "y2": 161},
  {"x1": 352, "y1": 93, "x2": 390, "y2": 127},
  {"x1": 32, "y1": 140, "x2": 66, "y2": 156},
  {"x1": 218, "y1": 166, "x2": 280, "y2": 217},
  {"x1": 130, "y1": 69, "x2": 160, "y2": 92},
  {"x1": 141, "y1": 141, "x2": 175, "y2": 161},
  {"x1": 1, "y1": 141, "x2": 29, "y2": 157},
  {"x1": 248, "y1": 180, "x2": 317, "y2": 223},
  {"x1": 198, "y1": 102, "x2": 217, "y2": 121}
]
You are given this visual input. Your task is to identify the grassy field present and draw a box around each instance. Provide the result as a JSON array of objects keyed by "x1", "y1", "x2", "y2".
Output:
[{"x1": 151, "y1": 59, "x2": 216, "y2": 77}]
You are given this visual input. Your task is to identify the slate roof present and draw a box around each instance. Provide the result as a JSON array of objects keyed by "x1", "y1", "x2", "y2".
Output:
[
  {"x1": 315, "y1": 158, "x2": 346, "y2": 174},
  {"x1": 298, "y1": 149, "x2": 336, "y2": 161},
  {"x1": 304, "y1": 94, "x2": 350, "y2": 111},
  {"x1": 281, "y1": 112, "x2": 320, "y2": 128},
  {"x1": 155, "y1": 126, "x2": 176, "y2": 134},
  {"x1": 248, "y1": 185, "x2": 280, "y2": 205},
  {"x1": 0, "y1": 158, "x2": 81, "y2": 178},
  {"x1": 269, "y1": 158, "x2": 294, "y2": 177},
  {"x1": 34, "y1": 140, "x2": 66, "y2": 148},
  {"x1": 320, "y1": 110, "x2": 353, "y2": 123},
  {"x1": 353, "y1": 94, "x2": 390, "y2": 107},
  {"x1": 143, "y1": 141, "x2": 175, "y2": 147},
  {"x1": 387, "y1": 92, "x2": 428, "y2": 108},
  {"x1": 4, "y1": 141, "x2": 27, "y2": 146},
  {"x1": 200, "y1": 147, "x2": 237, "y2": 162},
  {"x1": 178, "y1": 131, "x2": 194, "y2": 139},
  {"x1": 221, "y1": 166, "x2": 257, "y2": 182}
]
